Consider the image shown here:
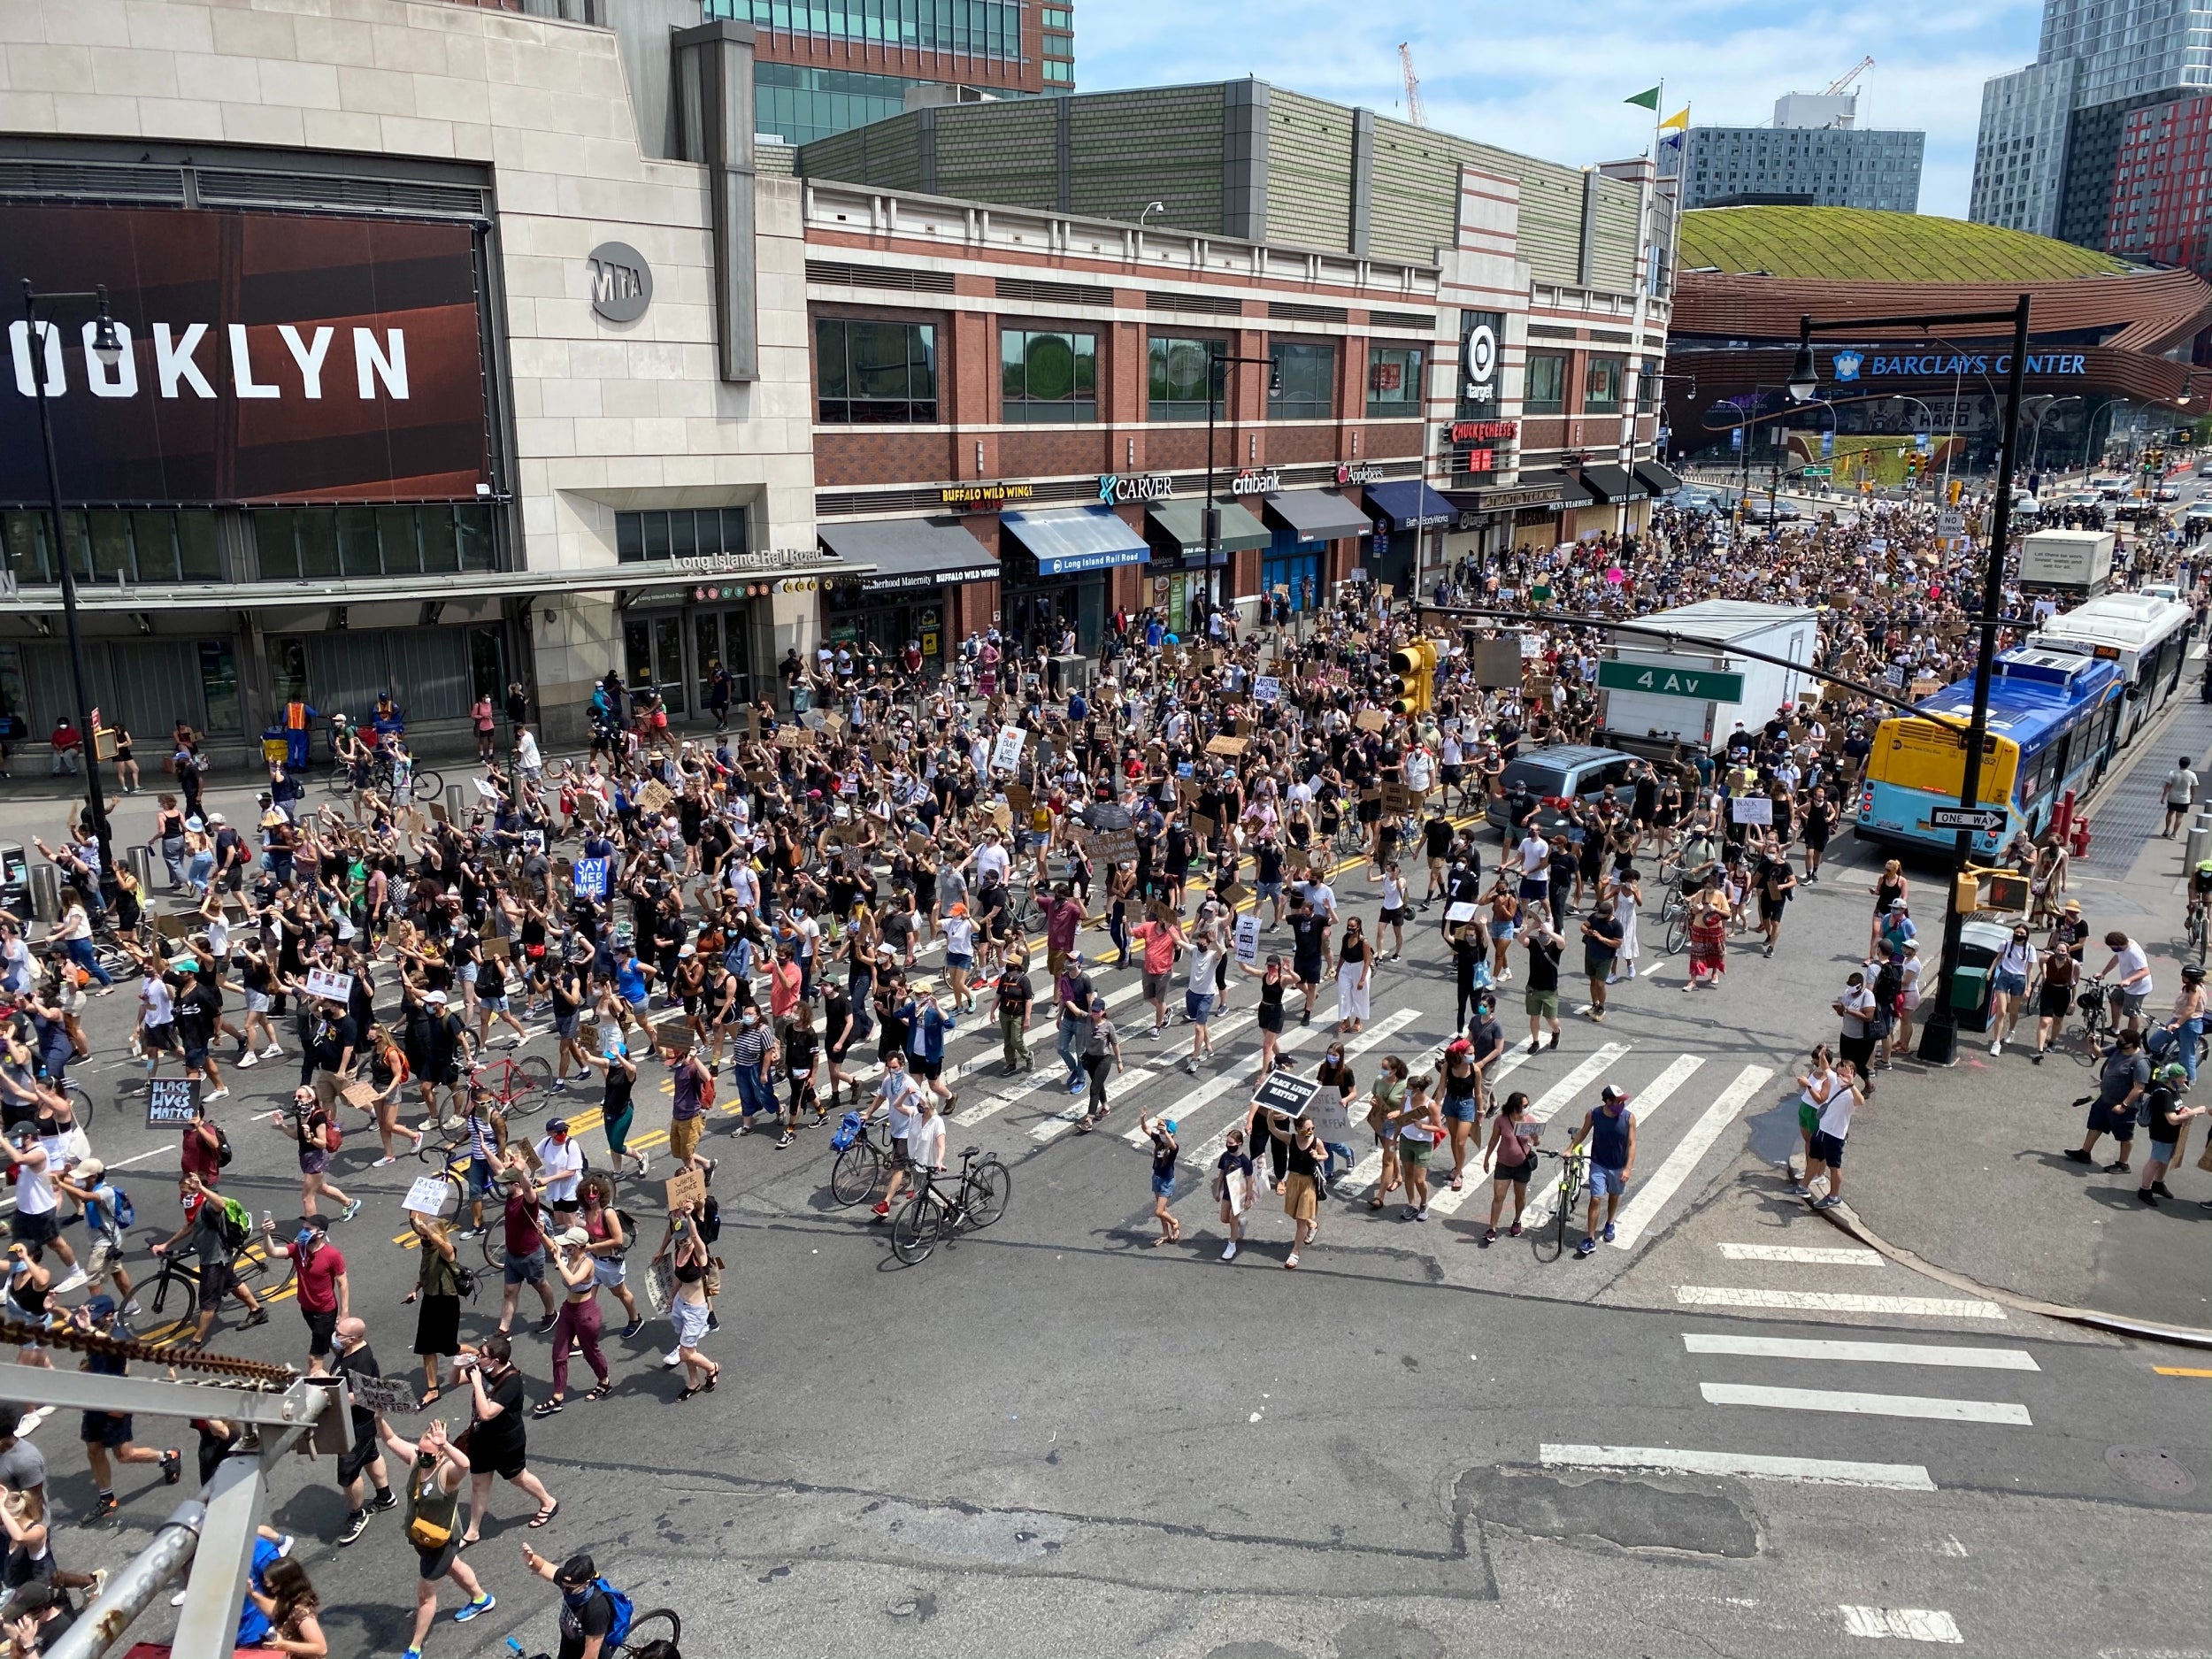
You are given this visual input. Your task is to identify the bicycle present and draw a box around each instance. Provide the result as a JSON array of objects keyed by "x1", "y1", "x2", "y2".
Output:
[
  {"x1": 1530, "y1": 1147, "x2": 1587, "y2": 1263},
  {"x1": 326, "y1": 751, "x2": 442, "y2": 804},
  {"x1": 827, "y1": 1110, "x2": 897, "y2": 1207},
  {"x1": 2069, "y1": 977, "x2": 2114, "y2": 1066},
  {"x1": 2188, "y1": 895, "x2": 2208, "y2": 964},
  {"x1": 889, "y1": 1145, "x2": 1011, "y2": 1264},
  {"x1": 461, "y1": 1053, "x2": 554, "y2": 1126},
  {"x1": 505, "y1": 1606, "x2": 681, "y2": 1659},
  {"x1": 143, "y1": 1241, "x2": 284, "y2": 1322}
]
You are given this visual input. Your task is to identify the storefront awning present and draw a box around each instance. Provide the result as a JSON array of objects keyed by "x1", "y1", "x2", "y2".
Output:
[
  {"x1": 1519, "y1": 469, "x2": 1594, "y2": 510},
  {"x1": 1634, "y1": 460, "x2": 1683, "y2": 495},
  {"x1": 1361, "y1": 479, "x2": 1456, "y2": 532},
  {"x1": 1000, "y1": 505, "x2": 1151, "y2": 576},
  {"x1": 1145, "y1": 498, "x2": 1271, "y2": 558},
  {"x1": 816, "y1": 517, "x2": 999, "y2": 594},
  {"x1": 1261, "y1": 488, "x2": 1371, "y2": 544},
  {"x1": 1577, "y1": 464, "x2": 1646, "y2": 503}
]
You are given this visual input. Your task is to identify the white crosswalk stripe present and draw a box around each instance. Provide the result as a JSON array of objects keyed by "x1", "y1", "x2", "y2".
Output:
[
  {"x1": 1422, "y1": 1049, "x2": 1535, "y2": 1217},
  {"x1": 1540, "y1": 1443, "x2": 1937, "y2": 1492},
  {"x1": 1517, "y1": 1049, "x2": 1704, "y2": 1234},
  {"x1": 1681, "y1": 1333, "x2": 2041, "y2": 1371},
  {"x1": 1674, "y1": 1286, "x2": 2007, "y2": 1319},
  {"x1": 1838, "y1": 1605, "x2": 1964, "y2": 1643},
  {"x1": 955, "y1": 979, "x2": 1148, "y2": 1126},
  {"x1": 1604, "y1": 1063, "x2": 1773, "y2": 1249},
  {"x1": 1699, "y1": 1381, "x2": 2032, "y2": 1425},
  {"x1": 1715, "y1": 1241, "x2": 1886, "y2": 1265}
]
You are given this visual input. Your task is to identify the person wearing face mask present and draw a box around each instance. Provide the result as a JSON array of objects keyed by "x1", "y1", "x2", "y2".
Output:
[
  {"x1": 260, "y1": 1213, "x2": 348, "y2": 1371},
  {"x1": 527, "y1": 1119, "x2": 586, "y2": 1230},
  {"x1": 1988, "y1": 923, "x2": 2036, "y2": 1057},
  {"x1": 516, "y1": 1548, "x2": 630, "y2": 1659},
  {"x1": 726, "y1": 1002, "x2": 779, "y2": 1137}
]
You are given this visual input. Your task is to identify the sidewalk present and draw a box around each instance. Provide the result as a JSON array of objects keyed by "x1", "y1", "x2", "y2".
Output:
[{"x1": 1833, "y1": 689, "x2": 2212, "y2": 1337}]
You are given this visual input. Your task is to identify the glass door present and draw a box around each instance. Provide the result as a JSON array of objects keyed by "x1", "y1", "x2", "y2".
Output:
[{"x1": 622, "y1": 615, "x2": 688, "y2": 714}]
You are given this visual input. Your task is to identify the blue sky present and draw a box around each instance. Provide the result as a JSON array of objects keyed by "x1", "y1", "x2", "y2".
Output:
[{"x1": 1076, "y1": 0, "x2": 2045, "y2": 219}]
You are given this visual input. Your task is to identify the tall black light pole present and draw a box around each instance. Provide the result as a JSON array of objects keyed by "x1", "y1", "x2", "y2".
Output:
[
  {"x1": 1204, "y1": 349, "x2": 1283, "y2": 611},
  {"x1": 1790, "y1": 294, "x2": 2033, "y2": 1066},
  {"x1": 24, "y1": 280, "x2": 123, "y2": 900}
]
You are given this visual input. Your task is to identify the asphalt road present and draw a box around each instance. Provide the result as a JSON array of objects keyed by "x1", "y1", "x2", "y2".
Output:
[{"x1": 22, "y1": 820, "x2": 2212, "y2": 1659}]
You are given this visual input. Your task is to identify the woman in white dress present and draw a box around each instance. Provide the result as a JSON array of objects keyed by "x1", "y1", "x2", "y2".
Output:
[
  {"x1": 1608, "y1": 868, "x2": 1642, "y2": 983},
  {"x1": 1335, "y1": 917, "x2": 1373, "y2": 1033}
]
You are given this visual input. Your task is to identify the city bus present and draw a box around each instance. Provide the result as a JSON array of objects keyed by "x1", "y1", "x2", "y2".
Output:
[
  {"x1": 1855, "y1": 648, "x2": 2124, "y2": 857},
  {"x1": 2031, "y1": 591, "x2": 2194, "y2": 747}
]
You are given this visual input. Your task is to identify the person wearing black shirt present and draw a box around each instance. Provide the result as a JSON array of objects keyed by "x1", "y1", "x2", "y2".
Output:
[
  {"x1": 1422, "y1": 811, "x2": 1455, "y2": 906},
  {"x1": 1139, "y1": 1110, "x2": 1182, "y2": 1247},
  {"x1": 1523, "y1": 919, "x2": 1563, "y2": 1054},
  {"x1": 330, "y1": 1317, "x2": 397, "y2": 1545},
  {"x1": 1286, "y1": 894, "x2": 1331, "y2": 1025},
  {"x1": 517, "y1": 1547, "x2": 616, "y2": 1659},
  {"x1": 994, "y1": 956, "x2": 1034, "y2": 1075},
  {"x1": 1580, "y1": 902, "x2": 1624, "y2": 1021},
  {"x1": 457, "y1": 1333, "x2": 557, "y2": 1544}
]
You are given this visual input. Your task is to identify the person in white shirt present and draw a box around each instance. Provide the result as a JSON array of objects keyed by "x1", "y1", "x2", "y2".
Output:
[
  {"x1": 869, "y1": 1056, "x2": 926, "y2": 1222},
  {"x1": 515, "y1": 726, "x2": 543, "y2": 781},
  {"x1": 1790, "y1": 1044, "x2": 1841, "y2": 1198},
  {"x1": 1803, "y1": 1059, "x2": 1864, "y2": 1209},
  {"x1": 972, "y1": 833, "x2": 1010, "y2": 888},
  {"x1": 906, "y1": 1093, "x2": 946, "y2": 1184},
  {"x1": 2098, "y1": 931, "x2": 2155, "y2": 1033},
  {"x1": 531, "y1": 1120, "x2": 588, "y2": 1214},
  {"x1": 2162, "y1": 757, "x2": 2200, "y2": 837}
]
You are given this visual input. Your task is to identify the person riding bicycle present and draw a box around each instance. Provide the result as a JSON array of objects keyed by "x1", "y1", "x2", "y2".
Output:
[
  {"x1": 332, "y1": 717, "x2": 373, "y2": 790},
  {"x1": 2187, "y1": 858, "x2": 2212, "y2": 938}
]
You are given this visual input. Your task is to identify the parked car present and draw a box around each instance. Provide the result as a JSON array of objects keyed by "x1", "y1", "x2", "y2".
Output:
[
  {"x1": 1484, "y1": 744, "x2": 1643, "y2": 840},
  {"x1": 2154, "y1": 483, "x2": 2181, "y2": 502}
]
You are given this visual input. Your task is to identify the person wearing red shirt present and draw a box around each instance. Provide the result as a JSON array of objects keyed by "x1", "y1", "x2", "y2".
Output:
[
  {"x1": 262, "y1": 1215, "x2": 348, "y2": 1372},
  {"x1": 179, "y1": 1107, "x2": 224, "y2": 1189}
]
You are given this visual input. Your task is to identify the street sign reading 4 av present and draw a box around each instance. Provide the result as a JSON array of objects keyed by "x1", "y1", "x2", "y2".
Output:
[
  {"x1": 1595, "y1": 659, "x2": 1746, "y2": 703},
  {"x1": 1929, "y1": 807, "x2": 2006, "y2": 833}
]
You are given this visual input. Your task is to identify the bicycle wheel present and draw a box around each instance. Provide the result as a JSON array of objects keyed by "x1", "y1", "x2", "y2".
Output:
[
  {"x1": 1663, "y1": 910, "x2": 1691, "y2": 956},
  {"x1": 889, "y1": 1194, "x2": 938, "y2": 1264},
  {"x1": 411, "y1": 769, "x2": 444, "y2": 803},
  {"x1": 1659, "y1": 850, "x2": 1682, "y2": 884},
  {"x1": 829, "y1": 1140, "x2": 885, "y2": 1207},
  {"x1": 58, "y1": 1079, "x2": 93, "y2": 1133},
  {"x1": 325, "y1": 764, "x2": 352, "y2": 797},
  {"x1": 1659, "y1": 887, "x2": 1682, "y2": 923},
  {"x1": 1532, "y1": 1176, "x2": 1568, "y2": 1263},
  {"x1": 507, "y1": 1055, "x2": 555, "y2": 1118},
  {"x1": 480, "y1": 1225, "x2": 508, "y2": 1271},
  {"x1": 619, "y1": 1609, "x2": 681, "y2": 1656},
  {"x1": 149, "y1": 1258, "x2": 188, "y2": 1316},
  {"x1": 964, "y1": 1156, "x2": 1011, "y2": 1229}
]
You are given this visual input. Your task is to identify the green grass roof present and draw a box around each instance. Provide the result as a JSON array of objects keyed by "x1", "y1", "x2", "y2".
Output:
[{"x1": 1678, "y1": 206, "x2": 2135, "y2": 282}]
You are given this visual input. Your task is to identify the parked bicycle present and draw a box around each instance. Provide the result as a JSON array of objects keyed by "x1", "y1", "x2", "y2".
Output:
[
  {"x1": 827, "y1": 1111, "x2": 898, "y2": 1207},
  {"x1": 889, "y1": 1146, "x2": 1011, "y2": 1264},
  {"x1": 457, "y1": 1053, "x2": 553, "y2": 1127}
]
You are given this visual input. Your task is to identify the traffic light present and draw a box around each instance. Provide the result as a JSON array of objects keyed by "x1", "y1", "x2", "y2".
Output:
[
  {"x1": 1947, "y1": 477, "x2": 1963, "y2": 506},
  {"x1": 1390, "y1": 638, "x2": 1439, "y2": 715},
  {"x1": 1904, "y1": 451, "x2": 1920, "y2": 481}
]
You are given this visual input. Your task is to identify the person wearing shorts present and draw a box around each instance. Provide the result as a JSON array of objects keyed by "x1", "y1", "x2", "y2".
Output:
[
  {"x1": 1569, "y1": 1085, "x2": 1636, "y2": 1256},
  {"x1": 2070, "y1": 1030, "x2": 2148, "y2": 1169},
  {"x1": 375, "y1": 1418, "x2": 496, "y2": 1649}
]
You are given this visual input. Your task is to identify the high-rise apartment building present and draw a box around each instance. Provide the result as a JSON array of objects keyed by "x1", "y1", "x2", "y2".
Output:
[
  {"x1": 1678, "y1": 93, "x2": 1924, "y2": 212},
  {"x1": 1970, "y1": 0, "x2": 2212, "y2": 257},
  {"x1": 712, "y1": 0, "x2": 1074, "y2": 148}
]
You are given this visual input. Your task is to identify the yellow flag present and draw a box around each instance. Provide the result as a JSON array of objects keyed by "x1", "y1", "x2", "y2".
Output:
[{"x1": 1659, "y1": 106, "x2": 1690, "y2": 132}]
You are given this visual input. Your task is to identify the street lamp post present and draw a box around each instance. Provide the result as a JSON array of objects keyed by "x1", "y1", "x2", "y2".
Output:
[
  {"x1": 1205, "y1": 349, "x2": 1282, "y2": 615},
  {"x1": 2029, "y1": 394, "x2": 2081, "y2": 478},
  {"x1": 2083, "y1": 399, "x2": 2124, "y2": 474},
  {"x1": 22, "y1": 279, "x2": 124, "y2": 902},
  {"x1": 1791, "y1": 295, "x2": 2034, "y2": 1067}
]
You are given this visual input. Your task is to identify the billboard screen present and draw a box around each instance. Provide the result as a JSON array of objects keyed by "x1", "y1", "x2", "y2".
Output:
[{"x1": 1, "y1": 204, "x2": 492, "y2": 506}]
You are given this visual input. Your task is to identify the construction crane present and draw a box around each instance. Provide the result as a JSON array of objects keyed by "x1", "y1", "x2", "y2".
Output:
[
  {"x1": 1823, "y1": 55, "x2": 1874, "y2": 97},
  {"x1": 1399, "y1": 42, "x2": 1426, "y2": 128}
]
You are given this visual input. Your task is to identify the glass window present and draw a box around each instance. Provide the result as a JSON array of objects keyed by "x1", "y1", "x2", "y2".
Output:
[
  {"x1": 1001, "y1": 328, "x2": 1096, "y2": 422},
  {"x1": 1269, "y1": 340, "x2": 1334, "y2": 420},
  {"x1": 129, "y1": 511, "x2": 179, "y2": 583},
  {"x1": 3, "y1": 513, "x2": 44, "y2": 585},
  {"x1": 816, "y1": 317, "x2": 936, "y2": 423},
  {"x1": 176, "y1": 512, "x2": 221, "y2": 581},
  {"x1": 643, "y1": 512, "x2": 672, "y2": 562},
  {"x1": 1043, "y1": 60, "x2": 1073, "y2": 81},
  {"x1": 1366, "y1": 345, "x2": 1423, "y2": 417},
  {"x1": 377, "y1": 505, "x2": 421, "y2": 576},
  {"x1": 88, "y1": 511, "x2": 131, "y2": 581},
  {"x1": 336, "y1": 506, "x2": 380, "y2": 579},
  {"x1": 197, "y1": 641, "x2": 242, "y2": 733},
  {"x1": 0, "y1": 645, "x2": 25, "y2": 735},
  {"x1": 1583, "y1": 356, "x2": 1623, "y2": 414},
  {"x1": 419, "y1": 507, "x2": 460, "y2": 574},
  {"x1": 1148, "y1": 335, "x2": 1218, "y2": 421},
  {"x1": 456, "y1": 505, "x2": 495, "y2": 571},
  {"x1": 1635, "y1": 360, "x2": 1658, "y2": 413},
  {"x1": 1525, "y1": 352, "x2": 1567, "y2": 414}
]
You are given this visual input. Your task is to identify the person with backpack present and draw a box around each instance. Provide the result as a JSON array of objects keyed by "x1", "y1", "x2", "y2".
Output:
[
  {"x1": 53, "y1": 1158, "x2": 138, "y2": 1314},
  {"x1": 516, "y1": 1547, "x2": 633, "y2": 1659},
  {"x1": 374, "y1": 1416, "x2": 496, "y2": 1659},
  {"x1": 270, "y1": 1086, "x2": 361, "y2": 1224},
  {"x1": 150, "y1": 1171, "x2": 267, "y2": 1345}
]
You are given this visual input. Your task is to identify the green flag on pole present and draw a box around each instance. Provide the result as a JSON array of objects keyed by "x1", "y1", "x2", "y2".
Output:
[{"x1": 1624, "y1": 86, "x2": 1662, "y2": 110}]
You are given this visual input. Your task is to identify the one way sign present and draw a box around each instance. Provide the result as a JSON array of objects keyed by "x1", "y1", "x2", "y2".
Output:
[{"x1": 1929, "y1": 807, "x2": 2006, "y2": 833}]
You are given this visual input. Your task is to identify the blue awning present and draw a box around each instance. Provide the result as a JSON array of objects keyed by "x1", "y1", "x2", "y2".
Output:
[
  {"x1": 1001, "y1": 505, "x2": 1151, "y2": 576},
  {"x1": 1361, "y1": 480, "x2": 1456, "y2": 532}
]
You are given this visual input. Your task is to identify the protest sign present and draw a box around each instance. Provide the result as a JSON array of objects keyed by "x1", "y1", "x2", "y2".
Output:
[{"x1": 144, "y1": 1078, "x2": 202, "y2": 1129}]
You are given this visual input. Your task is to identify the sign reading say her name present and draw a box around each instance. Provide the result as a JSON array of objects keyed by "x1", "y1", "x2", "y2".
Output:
[{"x1": 572, "y1": 857, "x2": 611, "y2": 900}]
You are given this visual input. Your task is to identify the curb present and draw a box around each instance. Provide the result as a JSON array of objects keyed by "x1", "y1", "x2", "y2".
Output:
[{"x1": 1805, "y1": 1191, "x2": 2212, "y2": 1351}]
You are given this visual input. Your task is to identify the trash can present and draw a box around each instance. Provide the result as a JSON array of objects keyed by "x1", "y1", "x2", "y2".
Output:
[
  {"x1": 445, "y1": 783, "x2": 468, "y2": 825},
  {"x1": 0, "y1": 845, "x2": 26, "y2": 922},
  {"x1": 127, "y1": 844, "x2": 156, "y2": 894},
  {"x1": 1950, "y1": 919, "x2": 2010, "y2": 1033},
  {"x1": 26, "y1": 863, "x2": 60, "y2": 926}
]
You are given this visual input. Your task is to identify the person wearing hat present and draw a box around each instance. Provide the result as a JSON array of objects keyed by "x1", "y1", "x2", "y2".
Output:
[
  {"x1": 534, "y1": 1226, "x2": 611, "y2": 1418},
  {"x1": 70, "y1": 1295, "x2": 180, "y2": 1519},
  {"x1": 1567, "y1": 1084, "x2": 1639, "y2": 1256},
  {"x1": 261, "y1": 1213, "x2": 348, "y2": 1371},
  {"x1": 2134, "y1": 1062, "x2": 2205, "y2": 1206},
  {"x1": 527, "y1": 1120, "x2": 586, "y2": 1226}
]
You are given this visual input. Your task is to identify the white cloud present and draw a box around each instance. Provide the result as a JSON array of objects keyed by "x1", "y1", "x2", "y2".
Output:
[{"x1": 1076, "y1": 0, "x2": 2044, "y2": 219}]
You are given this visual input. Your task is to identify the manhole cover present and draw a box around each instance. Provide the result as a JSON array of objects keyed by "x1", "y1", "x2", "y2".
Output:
[{"x1": 2105, "y1": 1446, "x2": 2197, "y2": 1494}]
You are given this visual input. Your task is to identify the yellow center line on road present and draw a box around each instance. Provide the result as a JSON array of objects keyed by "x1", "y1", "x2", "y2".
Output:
[{"x1": 2152, "y1": 1366, "x2": 2212, "y2": 1377}]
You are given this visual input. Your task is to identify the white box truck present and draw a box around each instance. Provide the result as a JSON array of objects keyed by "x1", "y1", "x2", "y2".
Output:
[
  {"x1": 1598, "y1": 600, "x2": 1820, "y2": 757},
  {"x1": 2016, "y1": 527, "x2": 2116, "y2": 595}
]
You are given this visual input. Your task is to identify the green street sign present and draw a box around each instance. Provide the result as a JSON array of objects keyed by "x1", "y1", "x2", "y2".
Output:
[
  {"x1": 1801, "y1": 465, "x2": 1832, "y2": 477},
  {"x1": 1596, "y1": 658, "x2": 1746, "y2": 702}
]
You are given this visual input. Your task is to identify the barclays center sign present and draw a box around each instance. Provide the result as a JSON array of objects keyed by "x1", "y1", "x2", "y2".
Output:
[{"x1": 1829, "y1": 348, "x2": 2088, "y2": 382}]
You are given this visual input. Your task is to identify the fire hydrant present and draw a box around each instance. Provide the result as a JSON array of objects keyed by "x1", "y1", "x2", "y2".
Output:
[{"x1": 2068, "y1": 814, "x2": 2093, "y2": 859}]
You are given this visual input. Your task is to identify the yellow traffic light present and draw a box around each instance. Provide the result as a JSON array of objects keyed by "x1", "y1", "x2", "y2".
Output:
[
  {"x1": 1947, "y1": 477, "x2": 1963, "y2": 505},
  {"x1": 1390, "y1": 638, "x2": 1439, "y2": 715}
]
